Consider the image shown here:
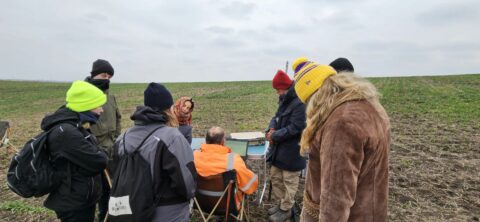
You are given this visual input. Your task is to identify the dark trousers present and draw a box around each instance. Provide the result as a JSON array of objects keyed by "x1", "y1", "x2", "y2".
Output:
[
  {"x1": 98, "y1": 172, "x2": 111, "y2": 222},
  {"x1": 56, "y1": 205, "x2": 95, "y2": 222}
]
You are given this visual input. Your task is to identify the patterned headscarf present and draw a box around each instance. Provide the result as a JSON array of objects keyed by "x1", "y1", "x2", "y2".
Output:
[{"x1": 171, "y1": 97, "x2": 194, "y2": 125}]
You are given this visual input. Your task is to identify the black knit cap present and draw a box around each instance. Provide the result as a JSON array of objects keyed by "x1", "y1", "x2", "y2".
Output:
[
  {"x1": 144, "y1": 82, "x2": 174, "y2": 110},
  {"x1": 91, "y1": 59, "x2": 114, "y2": 77},
  {"x1": 329, "y1": 57, "x2": 354, "y2": 73}
]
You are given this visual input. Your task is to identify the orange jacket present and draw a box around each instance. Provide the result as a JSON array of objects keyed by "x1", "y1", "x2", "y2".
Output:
[{"x1": 194, "y1": 144, "x2": 258, "y2": 206}]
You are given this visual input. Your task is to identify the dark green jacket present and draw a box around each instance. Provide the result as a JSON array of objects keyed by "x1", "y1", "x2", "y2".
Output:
[{"x1": 90, "y1": 92, "x2": 121, "y2": 158}]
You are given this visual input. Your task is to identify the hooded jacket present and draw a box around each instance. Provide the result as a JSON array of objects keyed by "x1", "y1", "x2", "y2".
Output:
[
  {"x1": 41, "y1": 106, "x2": 108, "y2": 212},
  {"x1": 114, "y1": 106, "x2": 197, "y2": 222},
  {"x1": 268, "y1": 86, "x2": 307, "y2": 171},
  {"x1": 301, "y1": 100, "x2": 390, "y2": 222}
]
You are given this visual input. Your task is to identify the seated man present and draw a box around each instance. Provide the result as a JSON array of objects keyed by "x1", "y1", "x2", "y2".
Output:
[{"x1": 194, "y1": 126, "x2": 258, "y2": 209}]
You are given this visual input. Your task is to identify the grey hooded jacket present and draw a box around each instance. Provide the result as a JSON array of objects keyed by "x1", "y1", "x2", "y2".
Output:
[{"x1": 114, "y1": 106, "x2": 197, "y2": 222}]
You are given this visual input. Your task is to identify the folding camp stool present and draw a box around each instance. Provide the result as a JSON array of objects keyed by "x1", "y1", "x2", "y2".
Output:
[{"x1": 193, "y1": 170, "x2": 249, "y2": 222}]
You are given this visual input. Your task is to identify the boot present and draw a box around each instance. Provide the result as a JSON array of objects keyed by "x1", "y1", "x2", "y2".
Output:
[
  {"x1": 269, "y1": 208, "x2": 292, "y2": 222},
  {"x1": 268, "y1": 205, "x2": 280, "y2": 215}
]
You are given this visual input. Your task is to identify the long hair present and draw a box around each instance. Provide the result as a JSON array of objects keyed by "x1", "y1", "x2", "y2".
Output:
[
  {"x1": 164, "y1": 109, "x2": 179, "y2": 127},
  {"x1": 300, "y1": 72, "x2": 389, "y2": 154},
  {"x1": 152, "y1": 108, "x2": 179, "y2": 127}
]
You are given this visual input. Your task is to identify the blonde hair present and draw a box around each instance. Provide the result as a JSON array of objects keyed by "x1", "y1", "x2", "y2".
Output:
[
  {"x1": 300, "y1": 72, "x2": 389, "y2": 154},
  {"x1": 163, "y1": 109, "x2": 179, "y2": 127}
]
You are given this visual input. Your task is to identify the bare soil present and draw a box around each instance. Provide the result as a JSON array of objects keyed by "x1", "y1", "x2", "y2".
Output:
[{"x1": 1, "y1": 113, "x2": 479, "y2": 221}]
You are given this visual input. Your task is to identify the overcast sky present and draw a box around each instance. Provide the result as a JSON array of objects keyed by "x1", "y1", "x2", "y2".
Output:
[{"x1": 1, "y1": 0, "x2": 479, "y2": 83}]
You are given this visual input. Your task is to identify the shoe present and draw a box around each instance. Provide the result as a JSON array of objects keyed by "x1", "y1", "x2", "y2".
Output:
[
  {"x1": 268, "y1": 205, "x2": 280, "y2": 215},
  {"x1": 269, "y1": 209, "x2": 292, "y2": 222}
]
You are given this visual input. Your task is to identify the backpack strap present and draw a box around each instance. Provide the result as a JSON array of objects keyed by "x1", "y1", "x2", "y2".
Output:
[
  {"x1": 122, "y1": 125, "x2": 165, "y2": 155},
  {"x1": 122, "y1": 130, "x2": 128, "y2": 154}
]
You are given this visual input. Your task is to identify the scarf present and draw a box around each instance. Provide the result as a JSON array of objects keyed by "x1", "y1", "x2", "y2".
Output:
[
  {"x1": 79, "y1": 111, "x2": 100, "y2": 125},
  {"x1": 171, "y1": 97, "x2": 194, "y2": 125},
  {"x1": 85, "y1": 77, "x2": 110, "y2": 91}
]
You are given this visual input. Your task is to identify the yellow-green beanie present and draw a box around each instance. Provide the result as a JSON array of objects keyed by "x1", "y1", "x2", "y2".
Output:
[
  {"x1": 66, "y1": 81, "x2": 107, "y2": 112},
  {"x1": 292, "y1": 57, "x2": 337, "y2": 103}
]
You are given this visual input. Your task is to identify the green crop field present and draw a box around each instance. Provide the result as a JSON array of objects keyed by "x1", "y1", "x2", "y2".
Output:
[{"x1": 0, "y1": 74, "x2": 479, "y2": 221}]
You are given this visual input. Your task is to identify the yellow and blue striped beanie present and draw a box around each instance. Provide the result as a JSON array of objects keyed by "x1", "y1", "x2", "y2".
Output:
[{"x1": 292, "y1": 57, "x2": 337, "y2": 103}]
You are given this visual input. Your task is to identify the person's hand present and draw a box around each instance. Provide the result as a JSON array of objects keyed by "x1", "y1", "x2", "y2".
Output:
[
  {"x1": 266, "y1": 128, "x2": 275, "y2": 143},
  {"x1": 265, "y1": 128, "x2": 273, "y2": 138},
  {"x1": 265, "y1": 128, "x2": 272, "y2": 139}
]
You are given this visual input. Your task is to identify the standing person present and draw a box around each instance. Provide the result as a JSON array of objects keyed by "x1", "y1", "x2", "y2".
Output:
[
  {"x1": 266, "y1": 70, "x2": 306, "y2": 222},
  {"x1": 42, "y1": 81, "x2": 108, "y2": 222},
  {"x1": 85, "y1": 58, "x2": 122, "y2": 222},
  {"x1": 329, "y1": 57, "x2": 354, "y2": 73},
  {"x1": 171, "y1": 97, "x2": 194, "y2": 144},
  {"x1": 114, "y1": 83, "x2": 197, "y2": 222},
  {"x1": 292, "y1": 58, "x2": 390, "y2": 222}
]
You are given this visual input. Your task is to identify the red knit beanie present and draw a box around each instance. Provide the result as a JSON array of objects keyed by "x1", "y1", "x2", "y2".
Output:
[{"x1": 272, "y1": 70, "x2": 293, "y2": 90}]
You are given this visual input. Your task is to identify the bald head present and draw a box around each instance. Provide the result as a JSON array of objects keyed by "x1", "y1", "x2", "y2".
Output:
[{"x1": 206, "y1": 126, "x2": 225, "y2": 145}]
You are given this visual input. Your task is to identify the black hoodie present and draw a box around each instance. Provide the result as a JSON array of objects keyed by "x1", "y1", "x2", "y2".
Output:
[{"x1": 42, "y1": 106, "x2": 108, "y2": 212}]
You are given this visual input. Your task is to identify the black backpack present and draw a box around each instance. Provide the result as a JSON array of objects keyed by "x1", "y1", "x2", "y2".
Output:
[
  {"x1": 109, "y1": 126, "x2": 163, "y2": 222},
  {"x1": 7, "y1": 127, "x2": 62, "y2": 198}
]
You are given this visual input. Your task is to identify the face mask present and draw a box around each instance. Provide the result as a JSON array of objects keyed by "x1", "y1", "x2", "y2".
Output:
[
  {"x1": 79, "y1": 111, "x2": 100, "y2": 124},
  {"x1": 88, "y1": 78, "x2": 110, "y2": 91}
]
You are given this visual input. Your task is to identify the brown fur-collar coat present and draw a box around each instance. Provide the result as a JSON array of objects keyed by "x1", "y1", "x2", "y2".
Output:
[{"x1": 301, "y1": 100, "x2": 390, "y2": 222}]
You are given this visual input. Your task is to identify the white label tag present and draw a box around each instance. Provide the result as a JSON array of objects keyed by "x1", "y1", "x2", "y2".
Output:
[{"x1": 108, "y1": 195, "x2": 132, "y2": 216}]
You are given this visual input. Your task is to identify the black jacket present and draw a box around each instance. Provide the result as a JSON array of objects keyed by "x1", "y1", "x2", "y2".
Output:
[
  {"x1": 268, "y1": 87, "x2": 307, "y2": 171},
  {"x1": 41, "y1": 106, "x2": 108, "y2": 212}
]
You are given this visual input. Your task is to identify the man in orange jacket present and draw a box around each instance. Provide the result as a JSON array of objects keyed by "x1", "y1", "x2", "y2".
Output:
[{"x1": 194, "y1": 126, "x2": 258, "y2": 208}]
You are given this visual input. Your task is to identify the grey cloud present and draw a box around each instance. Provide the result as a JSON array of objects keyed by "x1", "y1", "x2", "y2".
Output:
[
  {"x1": 176, "y1": 42, "x2": 198, "y2": 49},
  {"x1": 428, "y1": 41, "x2": 480, "y2": 52},
  {"x1": 353, "y1": 40, "x2": 422, "y2": 54},
  {"x1": 268, "y1": 23, "x2": 306, "y2": 34},
  {"x1": 149, "y1": 39, "x2": 175, "y2": 49},
  {"x1": 227, "y1": 48, "x2": 262, "y2": 57},
  {"x1": 426, "y1": 42, "x2": 480, "y2": 58},
  {"x1": 220, "y1": 1, "x2": 256, "y2": 19},
  {"x1": 237, "y1": 29, "x2": 275, "y2": 43},
  {"x1": 301, "y1": 0, "x2": 365, "y2": 3},
  {"x1": 263, "y1": 47, "x2": 304, "y2": 58},
  {"x1": 205, "y1": 26, "x2": 235, "y2": 35},
  {"x1": 1, "y1": 1, "x2": 479, "y2": 82},
  {"x1": 211, "y1": 37, "x2": 245, "y2": 48},
  {"x1": 311, "y1": 13, "x2": 363, "y2": 31},
  {"x1": 82, "y1": 12, "x2": 109, "y2": 23},
  {"x1": 415, "y1": 3, "x2": 480, "y2": 26}
]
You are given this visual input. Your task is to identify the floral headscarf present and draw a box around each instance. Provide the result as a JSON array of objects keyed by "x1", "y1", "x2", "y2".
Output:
[{"x1": 171, "y1": 97, "x2": 194, "y2": 125}]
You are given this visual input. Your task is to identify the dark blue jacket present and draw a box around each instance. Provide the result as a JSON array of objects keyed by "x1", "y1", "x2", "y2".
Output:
[{"x1": 267, "y1": 87, "x2": 306, "y2": 171}]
